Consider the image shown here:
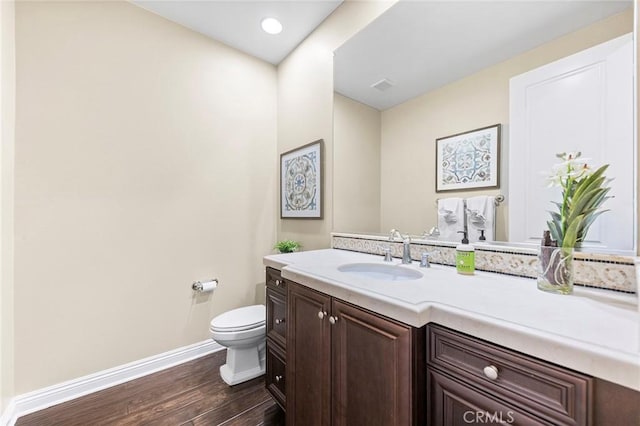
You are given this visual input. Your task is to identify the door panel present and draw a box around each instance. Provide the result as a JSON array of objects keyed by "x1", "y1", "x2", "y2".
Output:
[
  {"x1": 286, "y1": 282, "x2": 331, "y2": 426},
  {"x1": 266, "y1": 287, "x2": 287, "y2": 348},
  {"x1": 331, "y1": 299, "x2": 413, "y2": 426},
  {"x1": 509, "y1": 33, "x2": 634, "y2": 253}
]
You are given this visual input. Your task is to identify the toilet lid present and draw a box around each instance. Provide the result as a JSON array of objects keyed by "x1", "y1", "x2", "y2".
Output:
[{"x1": 210, "y1": 305, "x2": 266, "y2": 332}]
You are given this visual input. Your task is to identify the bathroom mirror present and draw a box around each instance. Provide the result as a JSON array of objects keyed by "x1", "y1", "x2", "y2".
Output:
[{"x1": 332, "y1": 0, "x2": 636, "y2": 254}]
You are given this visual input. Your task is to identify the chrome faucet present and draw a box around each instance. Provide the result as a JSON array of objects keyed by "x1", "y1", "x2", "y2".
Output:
[
  {"x1": 389, "y1": 229, "x2": 412, "y2": 264},
  {"x1": 422, "y1": 226, "x2": 440, "y2": 239}
]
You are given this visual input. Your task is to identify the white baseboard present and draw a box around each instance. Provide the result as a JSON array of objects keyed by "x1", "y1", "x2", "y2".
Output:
[
  {"x1": 1, "y1": 340, "x2": 223, "y2": 426},
  {"x1": 0, "y1": 401, "x2": 16, "y2": 426}
]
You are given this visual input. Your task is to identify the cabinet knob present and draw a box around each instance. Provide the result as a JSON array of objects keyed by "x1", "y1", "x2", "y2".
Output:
[
  {"x1": 318, "y1": 311, "x2": 327, "y2": 320},
  {"x1": 275, "y1": 375, "x2": 283, "y2": 383},
  {"x1": 275, "y1": 318, "x2": 285, "y2": 325},
  {"x1": 329, "y1": 316, "x2": 339, "y2": 325},
  {"x1": 483, "y1": 365, "x2": 499, "y2": 380},
  {"x1": 274, "y1": 279, "x2": 281, "y2": 286}
]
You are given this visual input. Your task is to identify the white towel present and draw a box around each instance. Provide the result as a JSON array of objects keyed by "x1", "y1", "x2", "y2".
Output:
[
  {"x1": 437, "y1": 197, "x2": 465, "y2": 242},
  {"x1": 466, "y1": 195, "x2": 496, "y2": 242}
]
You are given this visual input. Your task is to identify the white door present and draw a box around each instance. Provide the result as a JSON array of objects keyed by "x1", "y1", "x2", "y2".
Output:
[{"x1": 509, "y1": 33, "x2": 635, "y2": 254}]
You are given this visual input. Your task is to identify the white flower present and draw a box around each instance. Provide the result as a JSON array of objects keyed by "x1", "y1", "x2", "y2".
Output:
[
  {"x1": 545, "y1": 173, "x2": 562, "y2": 188},
  {"x1": 546, "y1": 152, "x2": 593, "y2": 186}
]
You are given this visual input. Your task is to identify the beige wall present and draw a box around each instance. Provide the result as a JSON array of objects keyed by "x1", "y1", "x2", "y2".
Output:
[
  {"x1": 5, "y1": 0, "x2": 396, "y2": 402},
  {"x1": 277, "y1": 0, "x2": 395, "y2": 250},
  {"x1": 333, "y1": 94, "x2": 381, "y2": 233},
  {"x1": 14, "y1": 1, "x2": 277, "y2": 393},
  {"x1": 380, "y1": 9, "x2": 633, "y2": 240},
  {"x1": 1, "y1": 0, "x2": 15, "y2": 412}
]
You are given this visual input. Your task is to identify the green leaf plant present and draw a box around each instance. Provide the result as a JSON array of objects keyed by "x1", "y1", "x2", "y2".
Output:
[
  {"x1": 545, "y1": 152, "x2": 612, "y2": 248},
  {"x1": 274, "y1": 240, "x2": 302, "y2": 253}
]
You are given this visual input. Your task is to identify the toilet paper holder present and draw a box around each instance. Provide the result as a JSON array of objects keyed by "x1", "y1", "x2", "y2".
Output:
[{"x1": 192, "y1": 279, "x2": 218, "y2": 292}]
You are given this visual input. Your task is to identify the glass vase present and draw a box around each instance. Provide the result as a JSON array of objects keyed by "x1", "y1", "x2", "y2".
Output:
[{"x1": 537, "y1": 246, "x2": 574, "y2": 295}]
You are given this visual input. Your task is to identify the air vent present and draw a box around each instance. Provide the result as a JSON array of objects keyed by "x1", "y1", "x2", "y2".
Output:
[{"x1": 370, "y1": 78, "x2": 394, "y2": 92}]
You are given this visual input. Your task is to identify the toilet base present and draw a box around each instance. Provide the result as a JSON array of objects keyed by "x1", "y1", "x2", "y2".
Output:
[
  {"x1": 219, "y1": 344, "x2": 266, "y2": 386},
  {"x1": 220, "y1": 363, "x2": 265, "y2": 386}
]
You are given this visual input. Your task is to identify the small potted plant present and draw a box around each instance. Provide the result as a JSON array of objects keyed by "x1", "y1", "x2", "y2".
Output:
[
  {"x1": 539, "y1": 152, "x2": 611, "y2": 294},
  {"x1": 274, "y1": 240, "x2": 302, "y2": 254}
]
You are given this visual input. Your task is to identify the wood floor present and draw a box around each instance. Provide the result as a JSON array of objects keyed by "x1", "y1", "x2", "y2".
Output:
[{"x1": 16, "y1": 350, "x2": 284, "y2": 426}]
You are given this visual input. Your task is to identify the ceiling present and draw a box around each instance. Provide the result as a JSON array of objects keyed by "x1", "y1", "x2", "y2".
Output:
[
  {"x1": 132, "y1": 0, "x2": 343, "y2": 65},
  {"x1": 131, "y1": 1, "x2": 632, "y2": 109},
  {"x1": 334, "y1": 1, "x2": 633, "y2": 111}
]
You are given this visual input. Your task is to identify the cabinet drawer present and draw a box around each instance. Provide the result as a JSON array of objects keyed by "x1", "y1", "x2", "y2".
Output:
[
  {"x1": 266, "y1": 287, "x2": 287, "y2": 347},
  {"x1": 428, "y1": 324, "x2": 592, "y2": 426},
  {"x1": 266, "y1": 340, "x2": 286, "y2": 411},
  {"x1": 266, "y1": 267, "x2": 286, "y2": 293},
  {"x1": 428, "y1": 368, "x2": 554, "y2": 426}
]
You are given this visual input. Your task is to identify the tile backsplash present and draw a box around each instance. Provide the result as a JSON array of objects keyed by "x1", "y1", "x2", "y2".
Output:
[{"x1": 331, "y1": 233, "x2": 638, "y2": 294}]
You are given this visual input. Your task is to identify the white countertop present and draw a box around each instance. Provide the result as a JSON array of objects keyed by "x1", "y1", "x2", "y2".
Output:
[{"x1": 264, "y1": 248, "x2": 640, "y2": 391}]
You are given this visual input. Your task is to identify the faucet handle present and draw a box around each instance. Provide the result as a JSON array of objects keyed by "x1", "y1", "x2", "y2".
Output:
[
  {"x1": 382, "y1": 247, "x2": 393, "y2": 262},
  {"x1": 423, "y1": 226, "x2": 440, "y2": 239},
  {"x1": 420, "y1": 250, "x2": 440, "y2": 268},
  {"x1": 420, "y1": 252, "x2": 431, "y2": 268}
]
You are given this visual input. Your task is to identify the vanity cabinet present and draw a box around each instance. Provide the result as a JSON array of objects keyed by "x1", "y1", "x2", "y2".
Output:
[
  {"x1": 268, "y1": 266, "x2": 639, "y2": 425},
  {"x1": 265, "y1": 267, "x2": 287, "y2": 411},
  {"x1": 287, "y1": 281, "x2": 425, "y2": 426},
  {"x1": 427, "y1": 324, "x2": 592, "y2": 425}
]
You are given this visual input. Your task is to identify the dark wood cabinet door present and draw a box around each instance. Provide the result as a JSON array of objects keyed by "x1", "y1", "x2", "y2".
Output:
[
  {"x1": 428, "y1": 324, "x2": 591, "y2": 425},
  {"x1": 286, "y1": 282, "x2": 331, "y2": 426},
  {"x1": 266, "y1": 267, "x2": 286, "y2": 292},
  {"x1": 428, "y1": 368, "x2": 553, "y2": 426},
  {"x1": 331, "y1": 299, "x2": 414, "y2": 426},
  {"x1": 265, "y1": 267, "x2": 288, "y2": 411},
  {"x1": 266, "y1": 287, "x2": 287, "y2": 348},
  {"x1": 266, "y1": 340, "x2": 287, "y2": 411}
]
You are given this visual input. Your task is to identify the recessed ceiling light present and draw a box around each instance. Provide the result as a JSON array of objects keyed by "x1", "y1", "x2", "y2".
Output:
[{"x1": 261, "y1": 17, "x2": 283, "y2": 35}]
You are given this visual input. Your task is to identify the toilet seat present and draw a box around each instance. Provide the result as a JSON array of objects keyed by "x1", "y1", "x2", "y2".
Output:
[{"x1": 210, "y1": 304, "x2": 265, "y2": 333}]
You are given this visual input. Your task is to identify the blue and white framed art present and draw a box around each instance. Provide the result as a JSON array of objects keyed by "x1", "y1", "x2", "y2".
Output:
[
  {"x1": 280, "y1": 139, "x2": 323, "y2": 219},
  {"x1": 435, "y1": 124, "x2": 501, "y2": 192}
]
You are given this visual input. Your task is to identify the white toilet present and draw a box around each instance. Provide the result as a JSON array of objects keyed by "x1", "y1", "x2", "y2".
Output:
[{"x1": 209, "y1": 304, "x2": 266, "y2": 385}]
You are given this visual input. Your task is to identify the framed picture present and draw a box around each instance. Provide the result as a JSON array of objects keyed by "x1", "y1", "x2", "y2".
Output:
[
  {"x1": 280, "y1": 139, "x2": 323, "y2": 219},
  {"x1": 435, "y1": 124, "x2": 501, "y2": 192}
]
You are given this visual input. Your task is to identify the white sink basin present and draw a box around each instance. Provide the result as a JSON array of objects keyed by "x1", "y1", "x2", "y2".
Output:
[{"x1": 337, "y1": 263, "x2": 423, "y2": 281}]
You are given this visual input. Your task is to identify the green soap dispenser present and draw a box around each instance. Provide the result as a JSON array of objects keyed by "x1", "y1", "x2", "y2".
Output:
[{"x1": 456, "y1": 231, "x2": 475, "y2": 275}]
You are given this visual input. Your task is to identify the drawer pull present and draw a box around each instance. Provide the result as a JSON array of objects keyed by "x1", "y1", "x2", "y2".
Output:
[
  {"x1": 483, "y1": 365, "x2": 499, "y2": 380},
  {"x1": 329, "y1": 316, "x2": 339, "y2": 325},
  {"x1": 275, "y1": 318, "x2": 285, "y2": 325},
  {"x1": 274, "y1": 279, "x2": 281, "y2": 286},
  {"x1": 275, "y1": 375, "x2": 283, "y2": 383},
  {"x1": 318, "y1": 311, "x2": 327, "y2": 320}
]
